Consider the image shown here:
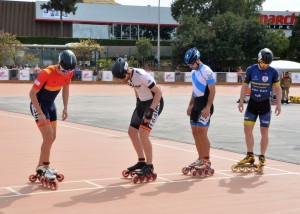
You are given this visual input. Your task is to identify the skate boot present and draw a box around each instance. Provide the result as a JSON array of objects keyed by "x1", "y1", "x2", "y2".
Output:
[
  {"x1": 122, "y1": 161, "x2": 146, "y2": 178},
  {"x1": 29, "y1": 166, "x2": 46, "y2": 183},
  {"x1": 132, "y1": 164, "x2": 157, "y2": 183},
  {"x1": 40, "y1": 168, "x2": 58, "y2": 190},
  {"x1": 29, "y1": 166, "x2": 64, "y2": 183},
  {"x1": 182, "y1": 159, "x2": 202, "y2": 175},
  {"x1": 257, "y1": 155, "x2": 266, "y2": 173},
  {"x1": 231, "y1": 154, "x2": 258, "y2": 172},
  {"x1": 192, "y1": 159, "x2": 215, "y2": 177}
]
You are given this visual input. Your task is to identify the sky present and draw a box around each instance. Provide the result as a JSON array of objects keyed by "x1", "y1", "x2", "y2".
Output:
[{"x1": 9, "y1": 0, "x2": 300, "y2": 12}]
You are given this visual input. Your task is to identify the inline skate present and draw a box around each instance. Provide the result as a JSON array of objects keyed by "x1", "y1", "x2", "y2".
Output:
[
  {"x1": 257, "y1": 155, "x2": 266, "y2": 173},
  {"x1": 231, "y1": 155, "x2": 260, "y2": 173},
  {"x1": 122, "y1": 161, "x2": 146, "y2": 178},
  {"x1": 132, "y1": 164, "x2": 157, "y2": 184},
  {"x1": 182, "y1": 159, "x2": 202, "y2": 175},
  {"x1": 189, "y1": 159, "x2": 214, "y2": 177},
  {"x1": 29, "y1": 166, "x2": 64, "y2": 190}
]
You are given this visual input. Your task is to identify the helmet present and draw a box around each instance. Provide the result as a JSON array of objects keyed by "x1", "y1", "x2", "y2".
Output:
[
  {"x1": 258, "y1": 48, "x2": 273, "y2": 64},
  {"x1": 59, "y1": 50, "x2": 77, "y2": 70},
  {"x1": 111, "y1": 57, "x2": 128, "y2": 79},
  {"x1": 184, "y1": 47, "x2": 200, "y2": 65}
]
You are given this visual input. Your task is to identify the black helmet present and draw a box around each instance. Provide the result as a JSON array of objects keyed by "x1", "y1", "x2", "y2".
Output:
[
  {"x1": 258, "y1": 48, "x2": 273, "y2": 64},
  {"x1": 111, "y1": 57, "x2": 128, "y2": 79},
  {"x1": 59, "y1": 50, "x2": 77, "y2": 70}
]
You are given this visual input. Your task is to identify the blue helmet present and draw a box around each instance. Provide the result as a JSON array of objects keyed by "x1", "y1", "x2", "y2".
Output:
[{"x1": 184, "y1": 47, "x2": 200, "y2": 65}]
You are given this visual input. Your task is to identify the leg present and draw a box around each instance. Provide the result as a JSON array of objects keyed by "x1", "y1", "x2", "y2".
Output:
[
  {"x1": 194, "y1": 126, "x2": 210, "y2": 159},
  {"x1": 191, "y1": 125, "x2": 203, "y2": 159},
  {"x1": 139, "y1": 128, "x2": 152, "y2": 164},
  {"x1": 244, "y1": 124, "x2": 255, "y2": 153},
  {"x1": 38, "y1": 124, "x2": 56, "y2": 167},
  {"x1": 128, "y1": 126, "x2": 145, "y2": 160},
  {"x1": 260, "y1": 126, "x2": 269, "y2": 155}
]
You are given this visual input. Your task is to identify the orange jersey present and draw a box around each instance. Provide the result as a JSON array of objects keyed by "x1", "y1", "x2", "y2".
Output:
[{"x1": 33, "y1": 65, "x2": 73, "y2": 103}]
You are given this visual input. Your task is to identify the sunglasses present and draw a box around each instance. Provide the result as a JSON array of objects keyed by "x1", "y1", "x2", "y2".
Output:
[
  {"x1": 60, "y1": 66, "x2": 71, "y2": 74},
  {"x1": 187, "y1": 61, "x2": 197, "y2": 67},
  {"x1": 258, "y1": 60, "x2": 270, "y2": 67}
]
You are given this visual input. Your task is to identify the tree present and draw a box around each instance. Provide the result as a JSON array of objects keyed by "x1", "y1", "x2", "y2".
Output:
[
  {"x1": 289, "y1": 14, "x2": 300, "y2": 62},
  {"x1": 136, "y1": 37, "x2": 152, "y2": 67},
  {"x1": 69, "y1": 39, "x2": 104, "y2": 67},
  {"x1": 40, "y1": 0, "x2": 83, "y2": 37},
  {"x1": 0, "y1": 29, "x2": 25, "y2": 66},
  {"x1": 171, "y1": 0, "x2": 264, "y2": 23}
]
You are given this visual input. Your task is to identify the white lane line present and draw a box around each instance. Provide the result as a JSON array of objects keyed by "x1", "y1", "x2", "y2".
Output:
[
  {"x1": 5, "y1": 187, "x2": 23, "y2": 196},
  {"x1": 84, "y1": 180, "x2": 104, "y2": 188},
  {"x1": 0, "y1": 172, "x2": 295, "y2": 199}
]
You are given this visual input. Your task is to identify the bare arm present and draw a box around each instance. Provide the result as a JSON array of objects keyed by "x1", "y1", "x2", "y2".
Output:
[
  {"x1": 29, "y1": 87, "x2": 47, "y2": 125},
  {"x1": 238, "y1": 83, "x2": 249, "y2": 113},
  {"x1": 274, "y1": 84, "x2": 282, "y2": 116},
  {"x1": 187, "y1": 93, "x2": 194, "y2": 116},
  {"x1": 62, "y1": 84, "x2": 70, "y2": 121},
  {"x1": 202, "y1": 84, "x2": 216, "y2": 118}
]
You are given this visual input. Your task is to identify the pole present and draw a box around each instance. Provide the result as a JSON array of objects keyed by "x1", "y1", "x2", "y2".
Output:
[{"x1": 157, "y1": 0, "x2": 160, "y2": 69}]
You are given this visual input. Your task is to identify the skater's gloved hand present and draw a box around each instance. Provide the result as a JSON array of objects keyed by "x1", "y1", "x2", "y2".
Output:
[{"x1": 144, "y1": 107, "x2": 154, "y2": 120}]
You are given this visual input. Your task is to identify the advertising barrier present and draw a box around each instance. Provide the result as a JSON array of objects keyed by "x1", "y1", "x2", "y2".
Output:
[
  {"x1": 164, "y1": 72, "x2": 175, "y2": 82},
  {"x1": 102, "y1": 71, "x2": 113, "y2": 81},
  {"x1": 0, "y1": 69, "x2": 9, "y2": 80},
  {"x1": 18, "y1": 69, "x2": 30, "y2": 80},
  {"x1": 226, "y1": 72, "x2": 237, "y2": 83},
  {"x1": 81, "y1": 70, "x2": 93, "y2": 81},
  {"x1": 291, "y1": 73, "x2": 300, "y2": 84}
]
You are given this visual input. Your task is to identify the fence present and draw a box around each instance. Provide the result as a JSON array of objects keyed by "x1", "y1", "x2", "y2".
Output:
[{"x1": 1, "y1": 69, "x2": 300, "y2": 84}]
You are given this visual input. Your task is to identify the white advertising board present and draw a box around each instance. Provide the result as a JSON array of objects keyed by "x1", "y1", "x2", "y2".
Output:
[
  {"x1": 81, "y1": 70, "x2": 93, "y2": 81},
  {"x1": 19, "y1": 69, "x2": 30, "y2": 80},
  {"x1": 0, "y1": 69, "x2": 9, "y2": 80},
  {"x1": 164, "y1": 72, "x2": 175, "y2": 82},
  {"x1": 226, "y1": 72, "x2": 237, "y2": 83},
  {"x1": 102, "y1": 71, "x2": 113, "y2": 81},
  {"x1": 291, "y1": 73, "x2": 300, "y2": 83}
]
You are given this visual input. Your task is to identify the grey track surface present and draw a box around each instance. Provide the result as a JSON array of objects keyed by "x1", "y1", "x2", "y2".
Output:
[{"x1": 0, "y1": 93, "x2": 299, "y2": 164}]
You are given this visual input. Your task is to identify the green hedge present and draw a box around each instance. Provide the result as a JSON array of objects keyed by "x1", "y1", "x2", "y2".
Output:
[{"x1": 16, "y1": 37, "x2": 173, "y2": 46}]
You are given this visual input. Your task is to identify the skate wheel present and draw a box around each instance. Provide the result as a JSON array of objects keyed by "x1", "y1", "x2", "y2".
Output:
[
  {"x1": 198, "y1": 170, "x2": 203, "y2": 177},
  {"x1": 204, "y1": 169, "x2": 209, "y2": 176},
  {"x1": 231, "y1": 165, "x2": 238, "y2": 172},
  {"x1": 139, "y1": 176, "x2": 145, "y2": 183},
  {"x1": 152, "y1": 173, "x2": 157, "y2": 181},
  {"x1": 209, "y1": 169, "x2": 214, "y2": 175},
  {"x1": 56, "y1": 174, "x2": 64, "y2": 182},
  {"x1": 253, "y1": 164, "x2": 260, "y2": 172},
  {"x1": 145, "y1": 174, "x2": 151, "y2": 182},
  {"x1": 130, "y1": 171, "x2": 136, "y2": 177},
  {"x1": 43, "y1": 180, "x2": 47, "y2": 187},
  {"x1": 29, "y1": 174, "x2": 37, "y2": 182},
  {"x1": 192, "y1": 170, "x2": 197, "y2": 177},
  {"x1": 182, "y1": 167, "x2": 189, "y2": 175},
  {"x1": 52, "y1": 181, "x2": 58, "y2": 190},
  {"x1": 259, "y1": 166, "x2": 264, "y2": 174},
  {"x1": 132, "y1": 175, "x2": 139, "y2": 184},
  {"x1": 239, "y1": 166, "x2": 245, "y2": 172},
  {"x1": 246, "y1": 166, "x2": 253, "y2": 172},
  {"x1": 122, "y1": 170, "x2": 129, "y2": 178}
]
